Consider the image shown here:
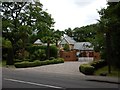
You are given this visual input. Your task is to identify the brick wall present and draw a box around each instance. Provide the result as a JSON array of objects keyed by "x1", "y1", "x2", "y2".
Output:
[
  {"x1": 59, "y1": 50, "x2": 77, "y2": 61},
  {"x1": 59, "y1": 50, "x2": 101, "y2": 61},
  {"x1": 94, "y1": 52, "x2": 101, "y2": 61}
]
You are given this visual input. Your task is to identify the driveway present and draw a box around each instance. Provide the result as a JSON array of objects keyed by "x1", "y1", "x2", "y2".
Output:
[
  {"x1": 3, "y1": 61, "x2": 119, "y2": 88},
  {"x1": 15, "y1": 61, "x2": 88, "y2": 76}
]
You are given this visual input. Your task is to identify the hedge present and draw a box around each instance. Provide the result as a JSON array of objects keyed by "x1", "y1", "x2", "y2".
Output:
[
  {"x1": 14, "y1": 58, "x2": 64, "y2": 68},
  {"x1": 79, "y1": 64, "x2": 95, "y2": 75},
  {"x1": 90, "y1": 60, "x2": 107, "y2": 70},
  {"x1": 79, "y1": 60, "x2": 107, "y2": 75}
]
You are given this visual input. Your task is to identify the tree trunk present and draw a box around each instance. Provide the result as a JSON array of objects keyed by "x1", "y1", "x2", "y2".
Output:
[
  {"x1": 6, "y1": 48, "x2": 14, "y2": 65},
  {"x1": 56, "y1": 40, "x2": 58, "y2": 47},
  {"x1": 47, "y1": 41, "x2": 50, "y2": 59},
  {"x1": 106, "y1": 32, "x2": 112, "y2": 74}
]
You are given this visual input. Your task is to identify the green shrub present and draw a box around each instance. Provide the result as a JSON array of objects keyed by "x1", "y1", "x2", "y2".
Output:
[
  {"x1": 32, "y1": 49, "x2": 46, "y2": 61},
  {"x1": 14, "y1": 59, "x2": 22, "y2": 63},
  {"x1": 14, "y1": 58, "x2": 64, "y2": 68},
  {"x1": 14, "y1": 61, "x2": 37, "y2": 68},
  {"x1": 27, "y1": 45, "x2": 58, "y2": 60},
  {"x1": 25, "y1": 62, "x2": 36, "y2": 67},
  {"x1": 79, "y1": 64, "x2": 95, "y2": 75},
  {"x1": 27, "y1": 45, "x2": 46, "y2": 54},
  {"x1": 34, "y1": 60, "x2": 41, "y2": 66},
  {"x1": 63, "y1": 44, "x2": 70, "y2": 51},
  {"x1": 24, "y1": 59, "x2": 31, "y2": 62},
  {"x1": 49, "y1": 45, "x2": 58, "y2": 58},
  {"x1": 41, "y1": 61, "x2": 48, "y2": 65},
  {"x1": 90, "y1": 60, "x2": 107, "y2": 69},
  {"x1": 57, "y1": 58, "x2": 64, "y2": 63},
  {"x1": 45, "y1": 60, "x2": 51, "y2": 65},
  {"x1": 48, "y1": 60, "x2": 55, "y2": 64},
  {"x1": 14, "y1": 61, "x2": 29, "y2": 68},
  {"x1": 49, "y1": 57, "x2": 55, "y2": 60}
]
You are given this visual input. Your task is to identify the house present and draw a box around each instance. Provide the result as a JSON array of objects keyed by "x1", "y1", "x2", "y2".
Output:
[
  {"x1": 33, "y1": 39, "x2": 43, "y2": 45},
  {"x1": 59, "y1": 36, "x2": 100, "y2": 61},
  {"x1": 59, "y1": 35, "x2": 76, "y2": 50},
  {"x1": 73, "y1": 42, "x2": 94, "y2": 57}
]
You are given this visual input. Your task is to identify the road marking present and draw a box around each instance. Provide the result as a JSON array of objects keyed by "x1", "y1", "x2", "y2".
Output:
[{"x1": 4, "y1": 78, "x2": 63, "y2": 89}]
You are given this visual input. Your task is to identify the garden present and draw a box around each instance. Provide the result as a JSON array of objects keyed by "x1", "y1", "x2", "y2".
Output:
[
  {"x1": 2, "y1": 42, "x2": 64, "y2": 68},
  {"x1": 79, "y1": 60, "x2": 120, "y2": 77}
]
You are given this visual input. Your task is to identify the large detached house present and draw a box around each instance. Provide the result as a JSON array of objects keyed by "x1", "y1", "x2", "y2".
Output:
[
  {"x1": 59, "y1": 36, "x2": 76, "y2": 50},
  {"x1": 74, "y1": 42, "x2": 94, "y2": 57},
  {"x1": 59, "y1": 35, "x2": 96, "y2": 61}
]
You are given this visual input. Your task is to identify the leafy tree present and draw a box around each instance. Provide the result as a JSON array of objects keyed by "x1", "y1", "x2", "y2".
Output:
[
  {"x1": 98, "y1": 2, "x2": 120, "y2": 72},
  {"x1": 53, "y1": 30, "x2": 64, "y2": 46},
  {"x1": 32, "y1": 49, "x2": 46, "y2": 61},
  {"x1": 64, "y1": 28, "x2": 73, "y2": 37},
  {"x1": 2, "y1": 38, "x2": 13, "y2": 65},
  {"x1": 2, "y1": 1, "x2": 55, "y2": 61},
  {"x1": 41, "y1": 29, "x2": 54, "y2": 59},
  {"x1": 2, "y1": 2, "x2": 30, "y2": 61},
  {"x1": 63, "y1": 44, "x2": 70, "y2": 51}
]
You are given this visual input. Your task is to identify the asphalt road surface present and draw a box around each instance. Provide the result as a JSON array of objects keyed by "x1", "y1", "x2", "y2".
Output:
[{"x1": 2, "y1": 66, "x2": 119, "y2": 90}]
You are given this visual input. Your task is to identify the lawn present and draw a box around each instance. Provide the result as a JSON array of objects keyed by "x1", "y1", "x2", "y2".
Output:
[
  {"x1": 94, "y1": 65, "x2": 120, "y2": 77},
  {"x1": 0, "y1": 60, "x2": 6, "y2": 67}
]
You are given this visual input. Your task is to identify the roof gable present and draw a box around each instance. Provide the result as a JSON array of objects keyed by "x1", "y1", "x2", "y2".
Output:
[
  {"x1": 59, "y1": 36, "x2": 76, "y2": 45},
  {"x1": 34, "y1": 39, "x2": 43, "y2": 45}
]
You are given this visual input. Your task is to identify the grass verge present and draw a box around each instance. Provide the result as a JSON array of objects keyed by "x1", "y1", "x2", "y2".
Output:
[
  {"x1": 0, "y1": 60, "x2": 6, "y2": 67},
  {"x1": 94, "y1": 65, "x2": 120, "y2": 77}
]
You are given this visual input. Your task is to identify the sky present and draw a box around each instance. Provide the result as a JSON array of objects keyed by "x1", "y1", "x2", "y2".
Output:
[{"x1": 40, "y1": 0, "x2": 107, "y2": 31}]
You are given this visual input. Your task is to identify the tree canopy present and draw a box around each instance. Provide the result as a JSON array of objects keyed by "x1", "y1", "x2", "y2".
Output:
[{"x1": 1, "y1": 1, "x2": 55, "y2": 64}]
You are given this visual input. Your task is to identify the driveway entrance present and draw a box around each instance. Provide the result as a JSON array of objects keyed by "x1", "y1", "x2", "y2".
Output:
[{"x1": 15, "y1": 61, "x2": 88, "y2": 76}]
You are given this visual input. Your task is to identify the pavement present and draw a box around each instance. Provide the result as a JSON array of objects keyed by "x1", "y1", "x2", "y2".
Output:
[{"x1": 2, "y1": 61, "x2": 120, "y2": 85}]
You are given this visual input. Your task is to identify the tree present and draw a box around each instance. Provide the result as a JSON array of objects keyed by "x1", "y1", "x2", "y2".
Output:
[
  {"x1": 63, "y1": 44, "x2": 70, "y2": 51},
  {"x1": 2, "y1": 1, "x2": 55, "y2": 61},
  {"x1": 98, "y1": 2, "x2": 120, "y2": 71},
  {"x1": 42, "y1": 29, "x2": 55, "y2": 59},
  {"x1": 64, "y1": 28, "x2": 73, "y2": 37},
  {"x1": 2, "y1": 2, "x2": 29, "y2": 63},
  {"x1": 2, "y1": 38, "x2": 13, "y2": 65},
  {"x1": 53, "y1": 30, "x2": 64, "y2": 46}
]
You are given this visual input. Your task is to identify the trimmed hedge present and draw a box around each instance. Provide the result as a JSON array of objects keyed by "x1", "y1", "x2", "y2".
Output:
[
  {"x1": 90, "y1": 60, "x2": 107, "y2": 70},
  {"x1": 14, "y1": 58, "x2": 64, "y2": 68},
  {"x1": 79, "y1": 60, "x2": 107, "y2": 75},
  {"x1": 79, "y1": 64, "x2": 95, "y2": 75}
]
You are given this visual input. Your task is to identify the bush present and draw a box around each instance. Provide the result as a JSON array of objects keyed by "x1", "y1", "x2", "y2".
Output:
[
  {"x1": 48, "y1": 60, "x2": 55, "y2": 64},
  {"x1": 14, "y1": 58, "x2": 64, "y2": 68},
  {"x1": 63, "y1": 44, "x2": 70, "y2": 51},
  {"x1": 49, "y1": 57, "x2": 55, "y2": 60},
  {"x1": 27, "y1": 45, "x2": 46, "y2": 54},
  {"x1": 79, "y1": 64, "x2": 95, "y2": 75},
  {"x1": 49, "y1": 45, "x2": 58, "y2": 58},
  {"x1": 90, "y1": 60, "x2": 107, "y2": 69},
  {"x1": 14, "y1": 61, "x2": 29, "y2": 68},
  {"x1": 34, "y1": 60, "x2": 41, "y2": 66},
  {"x1": 24, "y1": 59, "x2": 31, "y2": 61},
  {"x1": 27, "y1": 45, "x2": 58, "y2": 59},
  {"x1": 57, "y1": 58, "x2": 64, "y2": 63},
  {"x1": 14, "y1": 59, "x2": 22, "y2": 63},
  {"x1": 32, "y1": 49, "x2": 46, "y2": 61},
  {"x1": 25, "y1": 62, "x2": 36, "y2": 67},
  {"x1": 41, "y1": 61, "x2": 48, "y2": 65}
]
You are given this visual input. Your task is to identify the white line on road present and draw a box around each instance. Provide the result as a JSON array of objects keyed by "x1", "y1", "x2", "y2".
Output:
[{"x1": 4, "y1": 78, "x2": 63, "y2": 89}]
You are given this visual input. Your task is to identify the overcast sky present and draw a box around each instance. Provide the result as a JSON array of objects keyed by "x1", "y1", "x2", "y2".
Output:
[{"x1": 40, "y1": 0, "x2": 107, "y2": 30}]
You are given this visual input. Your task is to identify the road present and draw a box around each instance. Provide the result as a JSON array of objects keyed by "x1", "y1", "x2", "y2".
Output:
[{"x1": 2, "y1": 66, "x2": 119, "y2": 90}]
